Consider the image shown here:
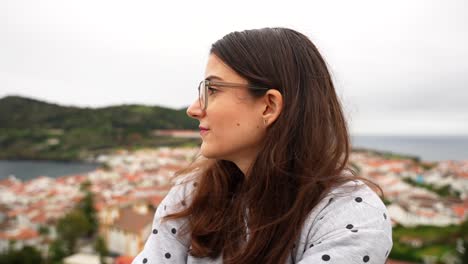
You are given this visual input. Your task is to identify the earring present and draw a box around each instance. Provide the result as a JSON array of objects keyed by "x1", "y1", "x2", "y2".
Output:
[{"x1": 263, "y1": 119, "x2": 268, "y2": 125}]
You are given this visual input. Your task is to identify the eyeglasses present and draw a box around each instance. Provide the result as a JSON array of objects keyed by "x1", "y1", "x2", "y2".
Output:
[{"x1": 198, "y1": 79, "x2": 269, "y2": 110}]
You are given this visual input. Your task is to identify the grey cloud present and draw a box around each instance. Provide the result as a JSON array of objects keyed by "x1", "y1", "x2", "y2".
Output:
[{"x1": 1, "y1": 0, "x2": 467, "y2": 135}]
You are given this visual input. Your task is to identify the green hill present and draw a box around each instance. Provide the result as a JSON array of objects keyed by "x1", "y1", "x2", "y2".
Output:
[{"x1": 0, "y1": 96, "x2": 199, "y2": 161}]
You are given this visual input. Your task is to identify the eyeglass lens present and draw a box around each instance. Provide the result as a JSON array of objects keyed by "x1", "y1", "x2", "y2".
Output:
[{"x1": 198, "y1": 81, "x2": 206, "y2": 110}]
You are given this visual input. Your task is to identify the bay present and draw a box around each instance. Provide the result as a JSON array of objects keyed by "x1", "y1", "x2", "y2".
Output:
[
  {"x1": 351, "y1": 135, "x2": 468, "y2": 162},
  {"x1": 0, "y1": 160, "x2": 100, "y2": 181}
]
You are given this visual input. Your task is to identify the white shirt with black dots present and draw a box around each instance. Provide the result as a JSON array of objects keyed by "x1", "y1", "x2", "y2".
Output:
[{"x1": 132, "y1": 177, "x2": 393, "y2": 264}]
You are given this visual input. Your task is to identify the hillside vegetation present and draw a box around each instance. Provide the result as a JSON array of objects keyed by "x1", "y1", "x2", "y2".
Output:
[{"x1": 0, "y1": 96, "x2": 199, "y2": 160}]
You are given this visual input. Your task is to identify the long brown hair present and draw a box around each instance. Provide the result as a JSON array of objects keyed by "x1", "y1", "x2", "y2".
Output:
[{"x1": 166, "y1": 27, "x2": 381, "y2": 264}]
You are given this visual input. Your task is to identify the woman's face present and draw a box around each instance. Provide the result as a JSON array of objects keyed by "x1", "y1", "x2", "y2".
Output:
[{"x1": 187, "y1": 54, "x2": 267, "y2": 170}]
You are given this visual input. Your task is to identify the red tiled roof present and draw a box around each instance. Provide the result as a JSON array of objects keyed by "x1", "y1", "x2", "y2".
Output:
[
  {"x1": 123, "y1": 173, "x2": 142, "y2": 182},
  {"x1": 0, "y1": 232, "x2": 9, "y2": 240},
  {"x1": 134, "y1": 186, "x2": 165, "y2": 192},
  {"x1": 452, "y1": 203, "x2": 468, "y2": 218},
  {"x1": 112, "y1": 207, "x2": 155, "y2": 234},
  {"x1": 31, "y1": 211, "x2": 48, "y2": 224},
  {"x1": 95, "y1": 202, "x2": 106, "y2": 211},
  {"x1": 390, "y1": 167, "x2": 403, "y2": 173},
  {"x1": 56, "y1": 174, "x2": 88, "y2": 185},
  {"x1": 2, "y1": 228, "x2": 39, "y2": 240},
  {"x1": 0, "y1": 178, "x2": 20, "y2": 188},
  {"x1": 16, "y1": 228, "x2": 39, "y2": 240},
  {"x1": 8, "y1": 208, "x2": 25, "y2": 218},
  {"x1": 160, "y1": 164, "x2": 185, "y2": 171},
  {"x1": 150, "y1": 196, "x2": 164, "y2": 207},
  {"x1": 114, "y1": 255, "x2": 134, "y2": 264},
  {"x1": 114, "y1": 195, "x2": 133, "y2": 204}
]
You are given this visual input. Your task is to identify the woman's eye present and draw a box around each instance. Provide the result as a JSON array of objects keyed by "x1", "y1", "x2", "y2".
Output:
[{"x1": 207, "y1": 87, "x2": 218, "y2": 95}]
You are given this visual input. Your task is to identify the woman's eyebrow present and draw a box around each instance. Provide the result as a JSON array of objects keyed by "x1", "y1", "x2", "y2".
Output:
[{"x1": 205, "y1": 75, "x2": 224, "y2": 81}]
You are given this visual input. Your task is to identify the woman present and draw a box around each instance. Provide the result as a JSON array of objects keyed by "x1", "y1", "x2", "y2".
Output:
[{"x1": 133, "y1": 27, "x2": 392, "y2": 264}]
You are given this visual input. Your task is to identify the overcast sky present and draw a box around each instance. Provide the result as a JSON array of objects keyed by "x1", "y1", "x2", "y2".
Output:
[{"x1": 1, "y1": 0, "x2": 467, "y2": 136}]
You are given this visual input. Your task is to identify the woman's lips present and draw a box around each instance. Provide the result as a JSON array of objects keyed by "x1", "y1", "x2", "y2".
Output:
[{"x1": 199, "y1": 126, "x2": 209, "y2": 135}]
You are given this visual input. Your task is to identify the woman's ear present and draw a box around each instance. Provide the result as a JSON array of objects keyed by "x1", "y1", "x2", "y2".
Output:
[{"x1": 261, "y1": 89, "x2": 283, "y2": 126}]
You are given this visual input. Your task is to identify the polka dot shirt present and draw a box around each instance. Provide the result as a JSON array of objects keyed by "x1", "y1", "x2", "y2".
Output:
[{"x1": 132, "y1": 177, "x2": 393, "y2": 263}]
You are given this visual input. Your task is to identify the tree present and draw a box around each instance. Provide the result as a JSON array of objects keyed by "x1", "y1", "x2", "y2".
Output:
[
  {"x1": 7, "y1": 240, "x2": 16, "y2": 251},
  {"x1": 18, "y1": 246, "x2": 43, "y2": 264},
  {"x1": 79, "y1": 180, "x2": 92, "y2": 192},
  {"x1": 0, "y1": 246, "x2": 43, "y2": 264},
  {"x1": 460, "y1": 217, "x2": 468, "y2": 238},
  {"x1": 79, "y1": 181, "x2": 99, "y2": 237},
  {"x1": 80, "y1": 191, "x2": 98, "y2": 236},
  {"x1": 462, "y1": 240, "x2": 468, "y2": 264},
  {"x1": 94, "y1": 236, "x2": 108, "y2": 264},
  {"x1": 56, "y1": 210, "x2": 91, "y2": 253},
  {"x1": 47, "y1": 239, "x2": 67, "y2": 264},
  {"x1": 38, "y1": 225, "x2": 50, "y2": 236},
  {"x1": 458, "y1": 218, "x2": 468, "y2": 263}
]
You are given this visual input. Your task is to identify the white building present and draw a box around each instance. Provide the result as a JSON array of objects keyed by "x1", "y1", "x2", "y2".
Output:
[{"x1": 104, "y1": 204, "x2": 154, "y2": 257}]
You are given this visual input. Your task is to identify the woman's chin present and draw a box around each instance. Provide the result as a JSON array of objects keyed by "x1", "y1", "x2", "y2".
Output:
[
  {"x1": 199, "y1": 146, "x2": 217, "y2": 159},
  {"x1": 200, "y1": 146, "x2": 228, "y2": 160}
]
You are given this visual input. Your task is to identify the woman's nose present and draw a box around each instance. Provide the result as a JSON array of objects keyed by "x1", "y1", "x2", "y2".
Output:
[{"x1": 186, "y1": 99, "x2": 205, "y2": 119}]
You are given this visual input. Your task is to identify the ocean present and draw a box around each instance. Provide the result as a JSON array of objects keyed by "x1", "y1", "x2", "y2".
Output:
[
  {"x1": 351, "y1": 135, "x2": 468, "y2": 162},
  {"x1": 0, "y1": 160, "x2": 100, "y2": 181},
  {"x1": 0, "y1": 135, "x2": 467, "y2": 180}
]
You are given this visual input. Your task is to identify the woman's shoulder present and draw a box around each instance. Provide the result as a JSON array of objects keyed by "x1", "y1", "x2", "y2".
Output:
[
  {"x1": 157, "y1": 170, "x2": 200, "y2": 214},
  {"x1": 293, "y1": 180, "x2": 393, "y2": 263},
  {"x1": 326, "y1": 179, "x2": 387, "y2": 210},
  {"x1": 304, "y1": 179, "x2": 390, "y2": 230},
  {"x1": 172, "y1": 170, "x2": 200, "y2": 194}
]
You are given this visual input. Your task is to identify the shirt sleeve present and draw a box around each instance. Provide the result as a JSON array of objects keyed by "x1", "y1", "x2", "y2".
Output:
[
  {"x1": 297, "y1": 182, "x2": 393, "y2": 264},
  {"x1": 132, "y1": 177, "x2": 196, "y2": 264}
]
